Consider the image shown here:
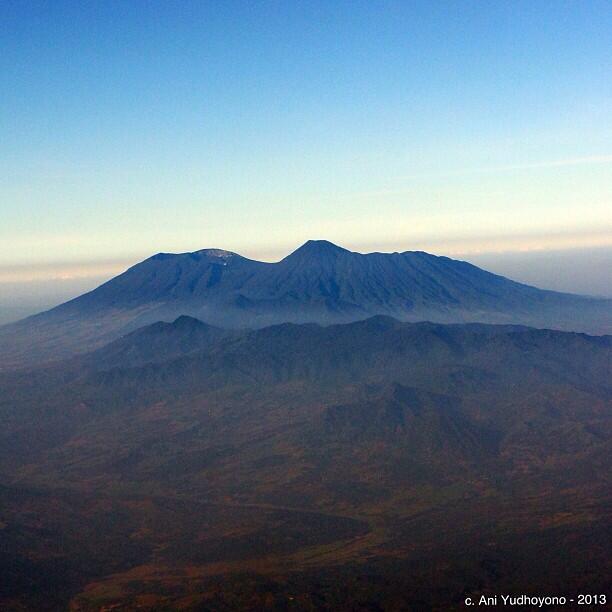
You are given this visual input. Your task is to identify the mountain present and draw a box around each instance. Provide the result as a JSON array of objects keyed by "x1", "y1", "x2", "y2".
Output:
[
  {"x1": 82, "y1": 315, "x2": 232, "y2": 370},
  {"x1": 0, "y1": 316, "x2": 610, "y2": 610},
  {"x1": 0, "y1": 239, "x2": 610, "y2": 369}
]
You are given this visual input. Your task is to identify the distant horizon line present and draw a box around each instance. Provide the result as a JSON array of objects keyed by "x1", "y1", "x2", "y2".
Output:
[{"x1": 1, "y1": 239, "x2": 611, "y2": 286}]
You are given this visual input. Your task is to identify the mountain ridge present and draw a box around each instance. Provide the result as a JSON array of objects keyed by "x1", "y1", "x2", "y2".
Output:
[{"x1": 0, "y1": 240, "x2": 610, "y2": 369}]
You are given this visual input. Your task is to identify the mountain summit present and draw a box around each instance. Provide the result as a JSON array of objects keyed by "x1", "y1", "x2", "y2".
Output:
[
  {"x1": 0, "y1": 240, "x2": 609, "y2": 368},
  {"x1": 283, "y1": 239, "x2": 351, "y2": 260}
]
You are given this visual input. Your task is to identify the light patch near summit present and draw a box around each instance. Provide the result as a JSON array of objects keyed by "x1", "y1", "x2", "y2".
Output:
[{"x1": 199, "y1": 249, "x2": 236, "y2": 260}]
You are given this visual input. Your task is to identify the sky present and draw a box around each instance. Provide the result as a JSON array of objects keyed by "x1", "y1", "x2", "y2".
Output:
[{"x1": 1, "y1": 1, "x2": 611, "y2": 322}]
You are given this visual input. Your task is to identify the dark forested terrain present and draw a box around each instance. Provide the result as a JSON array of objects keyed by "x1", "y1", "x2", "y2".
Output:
[{"x1": 1, "y1": 316, "x2": 610, "y2": 610}]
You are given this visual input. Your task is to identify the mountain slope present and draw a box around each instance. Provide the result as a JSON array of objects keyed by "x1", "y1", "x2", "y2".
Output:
[
  {"x1": 0, "y1": 317, "x2": 610, "y2": 610},
  {"x1": 81, "y1": 315, "x2": 232, "y2": 370},
  {"x1": 0, "y1": 240, "x2": 609, "y2": 369}
]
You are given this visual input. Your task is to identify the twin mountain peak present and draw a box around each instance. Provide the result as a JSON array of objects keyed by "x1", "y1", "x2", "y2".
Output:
[{"x1": 0, "y1": 239, "x2": 609, "y2": 368}]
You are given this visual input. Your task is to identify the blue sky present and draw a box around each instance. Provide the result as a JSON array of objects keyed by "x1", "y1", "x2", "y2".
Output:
[{"x1": 1, "y1": 1, "x2": 611, "y2": 299}]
